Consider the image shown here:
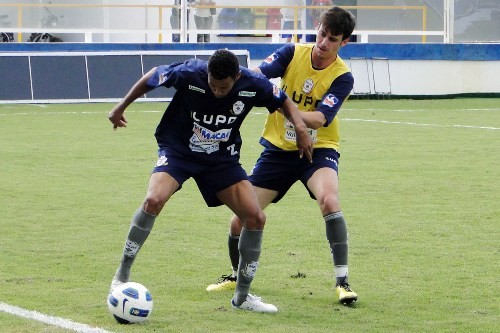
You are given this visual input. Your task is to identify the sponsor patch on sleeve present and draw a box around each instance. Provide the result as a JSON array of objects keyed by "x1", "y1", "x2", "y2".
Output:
[
  {"x1": 272, "y1": 84, "x2": 281, "y2": 98},
  {"x1": 159, "y1": 73, "x2": 167, "y2": 85},
  {"x1": 264, "y1": 53, "x2": 278, "y2": 64},
  {"x1": 322, "y1": 94, "x2": 339, "y2": 107}
]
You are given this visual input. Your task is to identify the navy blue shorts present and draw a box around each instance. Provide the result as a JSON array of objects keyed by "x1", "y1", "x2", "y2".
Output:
[
  {"x1": 249, "y1": 148, "x2": 339, "y2": 203},
  {"x1": 153, "y1": 148, "x2": 248, "y2": 207}
]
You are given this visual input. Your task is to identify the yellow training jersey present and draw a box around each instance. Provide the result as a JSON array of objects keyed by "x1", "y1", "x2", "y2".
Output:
[{"x1": 260, "y1": 43, "x2": 352, "y2": 151}]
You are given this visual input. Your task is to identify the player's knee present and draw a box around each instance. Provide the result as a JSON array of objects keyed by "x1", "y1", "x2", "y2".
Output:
[
  {"x1": 230, "y1": 215, "x2": 243, "y2": 234},
  {"x1": 143, "y1": 195, "x2": 165, "y2": 215},
  {"x1": 242, "y1": 210, "x2": 266, "y2": 230},
  {"x1": 318, "y1": 193, "x2": 341, "y2": 214},
  {"x1": 253, "y1": 210, "x2": 267, "y2": 229}
]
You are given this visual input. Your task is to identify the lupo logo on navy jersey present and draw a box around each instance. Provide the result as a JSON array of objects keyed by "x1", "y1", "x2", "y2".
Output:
[{"x1": 191, "y1": 111, "x2": 237, "y2": 126}]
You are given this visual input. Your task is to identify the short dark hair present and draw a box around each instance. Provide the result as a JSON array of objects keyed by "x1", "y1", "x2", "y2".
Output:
[
  {"x1": 208, "y1": 49, "x2": 240, "y2": 80},
  {"x1": 320, "y1": 6, "x2": 356, "y2": 41}
]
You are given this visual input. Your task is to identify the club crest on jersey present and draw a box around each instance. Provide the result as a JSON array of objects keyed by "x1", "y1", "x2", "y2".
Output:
[
  {"x1": 264, "y1": 53, "x2": 277, "y2": 64},
  {"x1": 302, "y1": 78, "x2": 314, "y2": 94},
  {"x1": 231, "y1": 101, "x2": 245, "y2": 115},
  {"x1": 322, "y1": 94, "x2": 339, "y2": 107}
]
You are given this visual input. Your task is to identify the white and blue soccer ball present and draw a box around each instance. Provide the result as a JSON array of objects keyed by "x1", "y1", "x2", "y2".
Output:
[{"x1": 107, "y1": 282, "x2": 153, "y2": 324}]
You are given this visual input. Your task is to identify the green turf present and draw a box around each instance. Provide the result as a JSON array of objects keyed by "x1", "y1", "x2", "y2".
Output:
[{"x1": 0, "y1": 99, "x2": 498, "y2": 332}]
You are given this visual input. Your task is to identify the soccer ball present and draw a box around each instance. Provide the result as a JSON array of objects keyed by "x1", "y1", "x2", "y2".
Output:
[{"x1": 107, "y1": 282, "x2": 153, "y2": 324}]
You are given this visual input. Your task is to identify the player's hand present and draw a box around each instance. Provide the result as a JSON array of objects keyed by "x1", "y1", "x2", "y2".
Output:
[
  {"x1": 108, "y1": 107, "x2": 128, "y2": 131},
  {"x1": 295, "y1": 128, "x2": 313, "y2": 163}
]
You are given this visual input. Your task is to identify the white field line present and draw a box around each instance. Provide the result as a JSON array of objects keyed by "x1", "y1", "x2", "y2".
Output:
[
  {"x1": 341, "y1": 108, "x2": 500, "y2": 112},
  {"x1": 0, "y1": 302, "x2": 117, "y2": 333},
  {"x1": 343, "y1": 118, "x2": 500, "y2": 130},
  {"x1": 0, "y1": 109, "x2": 498, "y2": 131},
  {"x1": 253, "y1": 111, "x2": 499, "y2": 130},
  {"x1": 0, "y1": 110, "x2": 161, "y2": 116}
]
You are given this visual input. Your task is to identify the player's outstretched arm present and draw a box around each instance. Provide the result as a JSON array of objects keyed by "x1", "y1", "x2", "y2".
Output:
[
  {"x1": 108, "y1": 67, "x2": 157, "y2": 130},
  {"x1": 300, "y1": 110, "x2": 327, "y2": 130},
  {"x1": 280, "y1": 98, "x2": 314, "y2": 162}
]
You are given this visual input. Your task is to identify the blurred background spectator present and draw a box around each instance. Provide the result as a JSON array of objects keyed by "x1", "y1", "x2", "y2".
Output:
[
  {"x1": 305, "y1": 0, "x2": 333, "y2": 42},
  {"x1": 194, "y1": 0, "x2": 216, "y2": 43},
  {"x1": 281, "y1": 0, "x2": 304, "y2": 42},
  {"x1": 170, "y1": 0, "x2": 195, "y2": 42}
]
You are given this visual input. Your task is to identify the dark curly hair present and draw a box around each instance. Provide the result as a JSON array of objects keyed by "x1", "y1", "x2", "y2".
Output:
[
  {"x1": 208, "y1": 49, "x2": 240, "y2": 80},
  {"x1": 320, "y1": 6, "x2": 356, "y2": 41}
]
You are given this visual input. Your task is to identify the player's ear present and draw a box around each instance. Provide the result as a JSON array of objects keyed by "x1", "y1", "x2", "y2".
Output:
[
  {"x1": 340, "y1": 38, "x2": 350, "y2": 47},
  {"x1": 234, "y1": 71, "x2": 241, "y2": 82}
]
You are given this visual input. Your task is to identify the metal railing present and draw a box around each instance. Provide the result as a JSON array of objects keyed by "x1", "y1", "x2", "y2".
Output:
[{"x1": 0, "y1": 3, "x2": 446, "y2": 43}]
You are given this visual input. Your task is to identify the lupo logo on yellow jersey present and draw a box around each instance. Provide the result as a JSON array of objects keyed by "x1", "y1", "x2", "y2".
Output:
[{"x1": 283, "y1": 83, "x2": 320, "y2": 109}]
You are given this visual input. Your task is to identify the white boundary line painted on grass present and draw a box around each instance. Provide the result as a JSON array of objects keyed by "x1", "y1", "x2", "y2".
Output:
[
  {"x1": 0, "y1": 109, "x2": 498, "y2": 131},
  {"x1": 343, "y1": 118, "x2": 500, "y2": 130},
  {"x1": 0, "y1": 302, "x2": 117, "y2": 333},
  {"x1": 0, "y1": 110, "x2": 162, "y2": 116},
  {"x1": 342, "y1": 108, "x2": 500, "y2": 112}
]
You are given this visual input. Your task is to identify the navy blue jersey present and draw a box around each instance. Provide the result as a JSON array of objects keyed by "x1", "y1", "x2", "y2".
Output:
[{"x1": 146, "y1": 59, "x2": 287, "y2": 164}]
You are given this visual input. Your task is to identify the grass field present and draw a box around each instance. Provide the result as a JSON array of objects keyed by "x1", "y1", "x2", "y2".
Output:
[{"x1": 0, "y1": 99, "x2": 499, "y2": 333}]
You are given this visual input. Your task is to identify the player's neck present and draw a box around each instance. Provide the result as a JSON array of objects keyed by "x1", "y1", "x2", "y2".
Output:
[{"x1": 311, "y1": 52, "x2": 337, "y2": 70}]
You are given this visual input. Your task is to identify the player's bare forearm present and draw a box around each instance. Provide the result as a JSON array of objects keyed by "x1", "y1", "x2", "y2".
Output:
[
  {"x1": 281, "y1": 98, "x2": 313, "y2": 162},
  {"x1": 281, "y1": 98, "x2": 304, "y2": 129},
  {"x1": 121, "y1": 68, "x2": 156, "y2": 107},
  {"x1": 108, "y1": 68, "x2": 156, "y2": 130},
  {"x1": 300, "y1": 110, "x2": 326, "y2": 130},
  {"x1": 276, "y1": 106, "x2": 326, "y2": 129}
]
